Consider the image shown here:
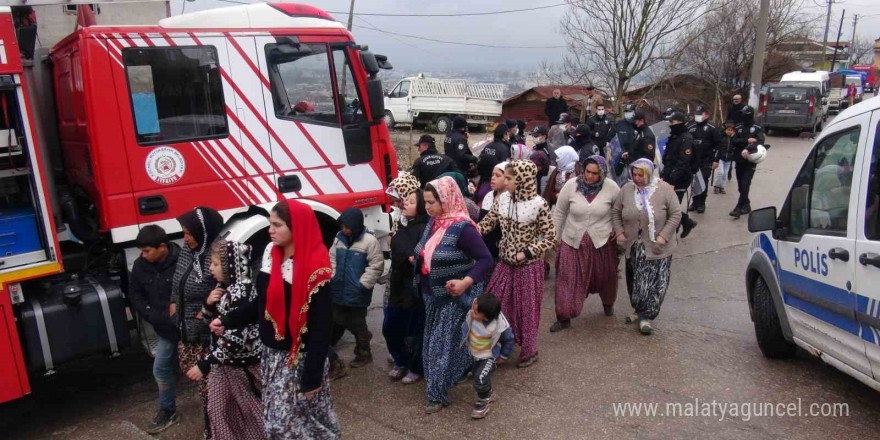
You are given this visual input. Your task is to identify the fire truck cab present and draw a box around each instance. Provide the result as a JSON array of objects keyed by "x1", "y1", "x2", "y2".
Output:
[{"x1": 0, "y1": 2, "x2": 396, "y2": 403}]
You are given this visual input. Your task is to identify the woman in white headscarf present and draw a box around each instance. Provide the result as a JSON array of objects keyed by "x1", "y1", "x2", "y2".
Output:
[{"x1": 542, "y1": 146, "x2": 579, "y2": 206}]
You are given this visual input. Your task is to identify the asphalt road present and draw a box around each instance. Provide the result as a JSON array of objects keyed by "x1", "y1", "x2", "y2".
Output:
[{"x1": 4, "y1": 132, "x2": 880, "y2": 439}]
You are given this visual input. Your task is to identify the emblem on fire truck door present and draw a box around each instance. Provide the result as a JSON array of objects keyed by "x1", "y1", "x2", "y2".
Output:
[{"x1": 145, "y1": 146, "x2": 186, "y2": 185}]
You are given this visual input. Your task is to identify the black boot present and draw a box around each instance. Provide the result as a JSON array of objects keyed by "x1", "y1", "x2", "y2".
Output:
[
  {"x1": 687, "y1": 201, "x2": 698, "y2": 212},
  {"x1": 696, "y1": 203, "x2": 706, "y2": 214},
  {"x1": 739, "y1": 204, "x2": 751, "y2": 215},
  {"x1": 729, "y1": 205, "x2": 742, "y2": 219},
  {"x1": 680, "y1": 217, "x2": 697, "y2": 238}
]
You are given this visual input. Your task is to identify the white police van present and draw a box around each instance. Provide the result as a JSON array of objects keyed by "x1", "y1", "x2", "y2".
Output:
[{"x1": 746, "y1": 94, "x2": 880, "y2": 391}]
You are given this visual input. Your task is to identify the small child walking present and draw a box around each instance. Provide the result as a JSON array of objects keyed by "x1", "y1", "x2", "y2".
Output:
[
  {"x1": 462, "y1": 293, "x2": 514, "y2": 419},
  {"x1": 713, "y1": 122, "x2": 737, "y2": 194},
  {"x1": 186, "y1": 240, "x2": 263, "y2": 440},
  {"x1": 329, "y1": 207, "x2": 385, "y2": 367}
]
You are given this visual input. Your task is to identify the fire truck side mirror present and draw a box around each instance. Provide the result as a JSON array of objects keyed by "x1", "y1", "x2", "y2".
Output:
[
  {"x1": 366, "y1": 78, "x2": 385, "y2": 122},
  {"x1": 360, "y1": 51, "x2": 380, "y2": 77}
]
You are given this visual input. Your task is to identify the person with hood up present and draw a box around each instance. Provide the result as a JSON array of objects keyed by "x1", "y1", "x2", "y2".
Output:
[
  {"x1": 611, "y1": 159, "x2": 682, "y2": 335},
  {"x1": 543, "y1": 145, "x2": 580, "y2": 206},
  {"x1": 172, "y1": 206, "x2": 224, "y2": 439},
  {"x1": 384, "y1": 176, "x2": 430, "y2": 384},
  {"x1": 550, "y1": 155, "x2": 621, "y2": 331},
  {"x1": 328, "y1": 208, "x2": 385, "y2": 368},
  {"x1": 478, "y1": 160, "x2": 558, "y2": 368},
  {"x1": 210, "y1": 200, "x2": 339, "y2": 439},
  {"x1": 415, "y1": 176, "x2": 493, "y2": 414},
  {"x1": 190, "y1": 240, "x2": 263, "y2": 440}
]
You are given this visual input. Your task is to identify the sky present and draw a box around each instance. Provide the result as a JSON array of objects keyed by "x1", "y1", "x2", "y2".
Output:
[{"x1": 169, "y1": 0, "x2": 880, "y2": 72}]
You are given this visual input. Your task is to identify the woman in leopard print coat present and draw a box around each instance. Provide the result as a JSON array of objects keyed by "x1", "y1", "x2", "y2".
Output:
[{"x1": 478, "y1": 160, "x2": 557, "y2": 368}]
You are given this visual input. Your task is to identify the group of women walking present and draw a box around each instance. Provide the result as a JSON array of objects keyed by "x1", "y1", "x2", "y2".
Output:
[{"x1": 164, "y1": 142, "x2": 684, "y2": 436}]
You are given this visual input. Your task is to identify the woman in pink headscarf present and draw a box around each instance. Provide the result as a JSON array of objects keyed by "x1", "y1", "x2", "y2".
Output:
[{"x1": 413, "y1": 176, "x2": 493, "y2": 414}]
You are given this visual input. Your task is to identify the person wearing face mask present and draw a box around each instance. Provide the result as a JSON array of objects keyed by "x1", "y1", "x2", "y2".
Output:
[
  {"x1": 588, "y1": 103, "x2": 614, "y2": 157},
  {"x1": 687, "y1": 105, "x2": 721, "y2": 214},
  {"x1": 506, "y1": 119, "x2": 521, "y2": 145},
  {"x1": 548, "y1": 113, "x2": 575, "y2": 152},
  {"x1": 572, "y1": 123, "x2": 599, "y2": 157},
  {"x1": 617, "y1": 109, "x2": 656, "y2": 167},
  {"x1": 729, "y1": 105, "x2": 765, "y2": 219},
  {"x1": 660, "y1": 111, "x2": 698, "y2": 238}
]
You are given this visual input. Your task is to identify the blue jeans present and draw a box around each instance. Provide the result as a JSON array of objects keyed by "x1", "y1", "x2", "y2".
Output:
[{"x1": 153, "y1": 336, "x2": 178, "y2": 412}]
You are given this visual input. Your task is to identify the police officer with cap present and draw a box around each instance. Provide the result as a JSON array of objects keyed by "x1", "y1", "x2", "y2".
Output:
[
  {"x1": 616, "y1": 107, "x2": 656, "y2": 164},
  {"x1": 411, "y1": 134, "x2": 456, "y2": 187},
  {"x1": 531, "y1": 125, "x2": 552, "y2": 157},
  {"x1": 444, "y1": 116, "x2": 477, "y2": 176},
  {"x1": 661, "y1": 111, "x2": 698, "y2": 238},
  {"x1": 729, "y1": 105, "x2": 764, "y2": 218},
  {"x1": 687, "y1": 105, "x2": 721, "y2": 214}
]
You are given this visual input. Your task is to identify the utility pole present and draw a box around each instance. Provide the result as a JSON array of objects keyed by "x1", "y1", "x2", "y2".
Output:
[
  {"x1": 748, "y1": 0, "x2": 771, "y2": 108},
  {"x1": 346, "y1": 0, "x2": 356, "y2": 31},
  {"x1": 849, "y1": 14, "x2": 859, "y2": 65},
  {"x1": 830, "y1": 9, "x2": 845, "y2": 72},
  {"x1": 822, "y1": 0, "x2": 833, "y2": 70}
]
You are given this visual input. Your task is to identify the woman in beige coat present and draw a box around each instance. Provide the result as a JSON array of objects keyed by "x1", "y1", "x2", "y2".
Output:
[
  {"x1": 550, "y1": 155, "x2": 620, "y2": 332},
  {"x1": 611, "y1": 158, "x2": 682, "y2": 335}
]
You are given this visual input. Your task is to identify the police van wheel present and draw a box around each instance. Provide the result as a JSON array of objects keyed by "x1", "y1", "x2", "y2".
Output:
[{"x1": 752, "y1": 276, "x2": 796, "y2": 359}]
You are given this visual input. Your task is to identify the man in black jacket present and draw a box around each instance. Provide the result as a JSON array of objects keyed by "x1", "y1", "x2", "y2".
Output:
[
  {"x1": 727, "y1": 94, "x2": 746, "y2": 125},
  {"x1": 444, "y1": 116, "x2": 477, "y2": 176},
  {"x1": 572, "y1": 123, "x2": 599, "y2": 157},
  {"x1": 617, "y1": 109, "x2": 656, "y2": 164},
  {"x1": 687, "y1": 105, "x2": 721, "y2": 214},
  {"x1": 129, "y1": 225, "x2": 182, "y2": 434},
  {"x1": 530, "y1": 125, "x2": 551, "y2": 157},
  {"x1": 480, "y1": 124, "x2": 512, "y2": 163},
  {"x1": 587, "y1": 103, "x2": 614, "y2": 156},
  {"x1": 730, "y1": 105, "x2": 765, "y2": 218},
  {"x1": 544, "y1": 89, "x2": 567, "y2": 126},
  {"x1": 661, "y1": 111, "x2": 698, "y2": 238},
  {"x1": 411, "y1": 134, "x2": 456, "y2": 187}
]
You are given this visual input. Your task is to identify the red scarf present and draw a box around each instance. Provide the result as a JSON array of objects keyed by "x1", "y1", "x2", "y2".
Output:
[{"x1": 264, "y1": 200, "x2": 332, "y2": 365}]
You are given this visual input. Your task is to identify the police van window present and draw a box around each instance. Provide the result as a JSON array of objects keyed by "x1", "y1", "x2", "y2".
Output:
[
  {"x1": 265, "y1": 43, "x2": 337, "y2": 124},
  {"x1": 865, "y1": 122, "x2": 880, "y2": 240},
  {"x1": 123, "y1": 46, "x2": 228, "y2": 145},
  {"x1": 788, "y1": 127, "x2": 860, "y2": 236},
  {"x1": 331, "y1": 48, "x2": 365, "y2": 125}
]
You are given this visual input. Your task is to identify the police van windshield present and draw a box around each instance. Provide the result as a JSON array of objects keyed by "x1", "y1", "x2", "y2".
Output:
[{"x1": 769, "y1": 87, "x2": 810, "y2": 103}]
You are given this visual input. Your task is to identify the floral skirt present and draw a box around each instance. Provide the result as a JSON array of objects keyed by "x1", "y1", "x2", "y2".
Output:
[
  {"x1": 207, "y1": 364, "x2": 264, "y2": 440},
  {"x1": 178, "y1": 342, "x2": 210, "y2": 439},
  {"x1": 261, "y1": 347, "x2": 339, "y2": 440},
  {"x1": 629, "y1": 241, "x2": 672, "y2": 320},
  {"x1": 554, "y1": 234, "x2": 618, "y2": 320}
]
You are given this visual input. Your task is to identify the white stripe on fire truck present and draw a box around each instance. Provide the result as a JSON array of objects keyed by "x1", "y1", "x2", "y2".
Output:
[
  {"x1": 201, "y1": 140, "x2": 268, "y2": 205},
  {"x1": 190, "y1": 142, "x2": 251, "y2": 206},
  {"x1": 193, "y1": 141, "x2": 257, "y2": 205},
  {"x1": 210, "y1": 139, "x2": 276, "y2": 203}
]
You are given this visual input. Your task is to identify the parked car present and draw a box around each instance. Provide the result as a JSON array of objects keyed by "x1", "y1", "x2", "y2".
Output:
[{"x1": 760, "y1": 83, "x2": 825, "y2": 133}]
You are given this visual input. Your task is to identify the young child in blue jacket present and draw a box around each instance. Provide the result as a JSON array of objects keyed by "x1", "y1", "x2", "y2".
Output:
[{"x1": 461, "y1": 293, "x2": 514, "y2": 419}]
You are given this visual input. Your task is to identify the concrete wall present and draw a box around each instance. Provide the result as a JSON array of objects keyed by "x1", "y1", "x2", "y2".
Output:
[{"x1": 33, "y1": 2, "x2": 169, "y2": 51}]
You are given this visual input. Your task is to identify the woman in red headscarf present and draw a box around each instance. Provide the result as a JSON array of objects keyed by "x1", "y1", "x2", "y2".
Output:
[{"x1": 211, "y1": 200, "x2": 338, "y2": 439}]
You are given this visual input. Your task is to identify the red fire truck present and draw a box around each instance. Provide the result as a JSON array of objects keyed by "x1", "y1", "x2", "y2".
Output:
[{"x1": 0, "y1": 2, "x2": 397, "y2": 403}]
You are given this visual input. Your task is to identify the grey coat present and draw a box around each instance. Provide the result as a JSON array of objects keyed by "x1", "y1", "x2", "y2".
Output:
[{"x1": 611, "y1": 180, "x2": 682, "y2": 260}]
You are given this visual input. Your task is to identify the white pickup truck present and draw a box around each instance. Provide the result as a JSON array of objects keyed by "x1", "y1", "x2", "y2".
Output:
[
  {"x1": 827, "y1": 74, "x2": 864, "y2": 114},
  {"x1": 383, "y1": 74, "x2": 504, "y2": 133}
]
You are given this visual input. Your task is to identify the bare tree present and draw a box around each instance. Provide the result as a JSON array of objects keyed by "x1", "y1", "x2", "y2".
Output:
[
  {"x1": 676, "y1": 0, "x2": 817, "y2": 120},
  {"x1": 559, "y1": 0, "x2": 712, "y2": 112},
  {"x1": 850, "y1": 36, "x2": 875, "y2": 65}
]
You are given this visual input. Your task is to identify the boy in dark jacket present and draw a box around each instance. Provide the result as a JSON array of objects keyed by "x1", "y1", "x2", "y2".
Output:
[
  {"x1": 329, "y1": 208, "x2": 385, "y2": 367},
  {"x1": 462, "y1": 293, "x2": 515, "y2": 419},
  {"x1": 129, "y1": 225, "x2": 182, "y2": 434},
  {"x1": 712, "y1": 122, "x2": 737, "y2": 194}
]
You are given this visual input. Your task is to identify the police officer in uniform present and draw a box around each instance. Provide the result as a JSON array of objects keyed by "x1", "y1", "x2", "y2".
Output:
[
  {"x1": 444, "y1": 116, "x2": 477, "y2": 176},
  {"x1": 530, "y1": 125, "x2": 552, "y2": 157},
  {"x1": 480, "y1": 124, "x2": 512, "y2": 163},
  {"x1": 616, "y1": 108, "x2": 656, "y2": 164},
  {"x1": 660, "y1": 111, "x2": 698, "y2": 238},
  {"x1": 729, "y1": 105, "x2": 764, "y2": 219},
  {"x1": 687, "y1": 105, "x2": 721, "y2": 214},
  {"x1": 411, "y1": 134, "x2": 456, "y2": 187},
  {"x1": 587, "y1": 103, "x2": 614, "y2": 157}
]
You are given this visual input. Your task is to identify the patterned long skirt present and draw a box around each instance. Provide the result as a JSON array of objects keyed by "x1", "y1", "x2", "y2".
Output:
[
  {"x1": 629, "y1": 241, "x2": 672, "y2": 320},
  {"x1": 178, "y1": 342, "x2": 210, "y2": 439},
  {"x1": 261, "y1": 347, "x2": 340, "y2": 440},
  {"x1": 487, "y1": 260, "x2": 544, "y2": 360},
  {"x1": 554, "y1": 234, "x2": 618, "y2": 320},
  {"x1": 423, "y1": 295, "x2": 472, "y2": 405},
  {"x1": 207, "y1": 364, "x2": 264, "y2": 440}
]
